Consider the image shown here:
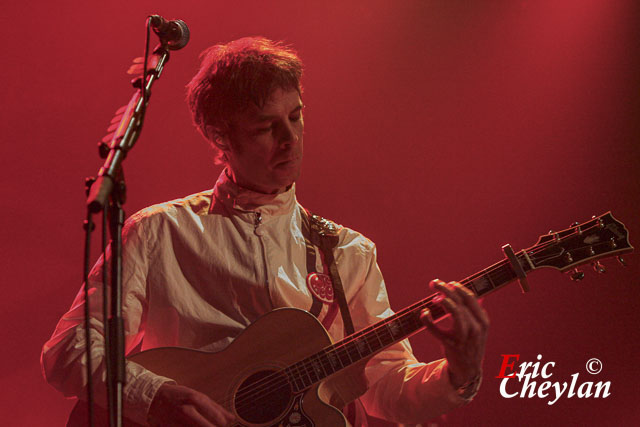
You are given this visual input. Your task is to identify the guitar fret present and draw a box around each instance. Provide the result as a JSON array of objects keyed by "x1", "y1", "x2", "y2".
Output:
[
  {"x1": 386, "y1": 318, "x2": 402, "y2": 340},
  {"x1": 468, "y1": 275, "x2": 493, "y2": 296},
  {"x1": 300, "y1": 364, "x2": 311, "y2": 389},
  {"x1": 314, "y1": 353, "x2": 328, "y2": 378},
  {"x1": 284, "y1": 368, "x2": 302, "y2": 393},
  {"x1": 346, "y1": 341, "x2": 360, "y2": 361},
  {"x1": 307, "y1": 359, "x2": 320, "y2": 383},
  {"x1": 493, "y1": 264, "x2": 517, "y2": 287},
  {"x1": 322, "y1": 350, "x2": 335, "y2": 376},
  {"x1": 338, "y1": 346, "x2": 352, "y2": 365},
  {"x1": 305, "y1": 356, "x2": 324, "y2": 384},
  {"x1": 399, "y1": 314, "x2": 418, "y2": 333},
  {"x1": 326, "y1": 348, "x2": 342, "y2": 373},
  {"x1": 380, "y1": 322, "x2": 394, "y2": 344},
  {"x1": 488, "y1": 267, "x2": 503, "y2": 284},
  {"x1": 372, "y1": 327, "x2": 385, "y2": 348},
  {"x1": 355, "y1": 336, "x2": 369, "y2": 356},
  {"x1": 408, "y1": 313, "x2": 422, "y2": 331},
  {"x1": 365, "y1": 332, "x2": 380, "y2": 353},
  {"x1": 289, "y1": 363, "x2": 305, "y2": 391},
  {"x1": 309, "y1": 359, "x2": 321, "y2": 379},
  {"x1": 301, "y1": 362, "x2": 314, "y2": 386}
]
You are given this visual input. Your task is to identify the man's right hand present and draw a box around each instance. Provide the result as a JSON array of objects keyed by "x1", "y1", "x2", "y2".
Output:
[{"x1": 148, "y1": 383, "x2": 236, "y2": 426}]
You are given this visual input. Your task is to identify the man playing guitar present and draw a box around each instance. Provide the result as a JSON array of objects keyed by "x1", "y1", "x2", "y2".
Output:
[{"x1": 42, "y1": 37, "x2": 488, "y2": 426}]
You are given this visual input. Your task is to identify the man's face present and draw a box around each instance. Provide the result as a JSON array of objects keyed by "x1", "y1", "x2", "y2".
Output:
[{"x1": 223, "y1": 87, "x2": 304, "y2": 194}]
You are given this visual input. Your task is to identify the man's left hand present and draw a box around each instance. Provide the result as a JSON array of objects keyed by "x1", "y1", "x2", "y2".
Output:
[{"x1": 420, "y1": 279, "x2": 489, "y2": 389}]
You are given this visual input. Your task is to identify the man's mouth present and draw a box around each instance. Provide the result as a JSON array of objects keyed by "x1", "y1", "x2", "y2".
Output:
[{"x1": 274, "y1": 157, "x2": 298, "y2": 167}]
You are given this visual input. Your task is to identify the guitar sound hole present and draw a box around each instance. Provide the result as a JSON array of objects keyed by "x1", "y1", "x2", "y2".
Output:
[{"x1": 234, "y1": 369, "x2": 293, "y2": 424}]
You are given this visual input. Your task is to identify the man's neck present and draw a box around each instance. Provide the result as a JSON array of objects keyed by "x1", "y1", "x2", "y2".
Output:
[{"x1": 224, "y1": 168, "x2": 288, "y2": 195}]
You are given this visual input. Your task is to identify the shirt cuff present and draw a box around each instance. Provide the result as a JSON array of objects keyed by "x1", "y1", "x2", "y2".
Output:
[
  {"x1": 446, "y1": 364, "x2": 483, "y2": 401},
  {"x1": 122, "y1": 360, "x2": 176, "y2": 425}
]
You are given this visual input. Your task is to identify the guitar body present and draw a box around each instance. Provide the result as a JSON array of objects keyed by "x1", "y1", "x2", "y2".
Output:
[{"x1": 69, "y1": 308, "x2": 350, "y2": 426}]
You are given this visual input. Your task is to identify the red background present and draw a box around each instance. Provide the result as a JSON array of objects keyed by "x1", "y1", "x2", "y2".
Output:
[{"x1": 2, "y1": 1, "x2": 639, "y2": 425}]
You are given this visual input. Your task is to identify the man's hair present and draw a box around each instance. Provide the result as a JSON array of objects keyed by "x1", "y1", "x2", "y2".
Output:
[{"x1": 186, "y1": 37, "x2": 303, "y2": 163}]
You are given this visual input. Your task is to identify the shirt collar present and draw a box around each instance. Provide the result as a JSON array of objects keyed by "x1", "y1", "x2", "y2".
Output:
[{"x1": 210, "y1": 169, "x2": 296, "y2": 216}]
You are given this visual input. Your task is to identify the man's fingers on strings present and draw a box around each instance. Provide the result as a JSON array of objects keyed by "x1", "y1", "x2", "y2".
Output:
[
  {"x1": 431, "y1": 279, "x2": 488, "y2": 329},
  {"x1": 453, "y1": 281, "x2": 476, "y2": 301},
  {"x1": 430, "y1": 279, "x2": 466, "y2": 305},
  {"x1": 467, "y1": 299, "x2": 490, "y2": 330},
  {"x1": 441, "y1": 296, "x2": 472, "y2": 342},
  {"x1": 420, "y1": 308, "x2": 449, "y2": 343},
  {"x1": 430, "y1": 279, "x2": 455, "y2": 300},
  {"x1": 448, "y1": 281, "x2": 490, "y2": 329},
  {"x1": 420, "y1": 302, "x2": 464, "y2": 347}
]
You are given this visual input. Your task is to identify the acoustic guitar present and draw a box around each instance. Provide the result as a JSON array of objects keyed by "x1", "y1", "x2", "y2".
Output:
[{"x1": 68, "y1": 212, "x2": 633, "y2": 426}]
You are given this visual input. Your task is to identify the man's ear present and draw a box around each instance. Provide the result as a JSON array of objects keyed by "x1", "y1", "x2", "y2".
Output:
[{"x1": 205, "y1": 125, "x2": 231, "y2": 152}]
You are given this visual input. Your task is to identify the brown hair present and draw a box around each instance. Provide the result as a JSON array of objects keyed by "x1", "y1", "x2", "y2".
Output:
[{"x1": 186, "y1": 37, "x2": 303, "y2": 163}]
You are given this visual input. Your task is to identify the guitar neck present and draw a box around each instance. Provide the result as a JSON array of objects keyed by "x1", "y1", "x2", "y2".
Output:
[{"x1": 284, "y1": 250, "x2": 531, "y2": 393}]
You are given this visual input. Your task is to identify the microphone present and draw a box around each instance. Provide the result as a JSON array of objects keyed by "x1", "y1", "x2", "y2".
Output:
[{"x1": 149, "y1": 15, "x2": 190, "y2": 50}]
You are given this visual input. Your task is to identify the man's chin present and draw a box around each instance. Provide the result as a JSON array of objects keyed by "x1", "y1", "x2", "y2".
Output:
[{"x1": 274, "y1": 165, "x2": 300, "y2": 181}]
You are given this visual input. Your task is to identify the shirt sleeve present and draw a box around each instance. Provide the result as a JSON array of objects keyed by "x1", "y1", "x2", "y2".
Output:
[
  {"x1": 40, "y1": 213, "x2": 174, "y2": 425},
  {"x1": 349, "y1": 242, "x2": 476, "y2": 425}
]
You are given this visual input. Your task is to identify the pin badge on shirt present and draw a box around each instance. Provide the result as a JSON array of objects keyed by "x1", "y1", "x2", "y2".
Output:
[{"x1": 306, "y1": 272, "x2": 335, "y2": 304}]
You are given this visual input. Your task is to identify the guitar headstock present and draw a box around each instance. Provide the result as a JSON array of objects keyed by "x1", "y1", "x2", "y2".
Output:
[{"x1": 527, "y1": 212, "x2": 633, "y2": 278}]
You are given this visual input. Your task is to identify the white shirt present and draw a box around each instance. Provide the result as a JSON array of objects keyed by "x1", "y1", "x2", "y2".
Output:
[{"x1": 41, "y1": 172, "x2": 471, "y2": 425}]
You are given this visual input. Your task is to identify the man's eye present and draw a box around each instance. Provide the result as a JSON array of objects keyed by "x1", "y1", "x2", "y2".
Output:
[
  {"x1": 255, "y1": 126, "x2": 272, "y2": 134},
  {"x1": 290, "y1": 115, "x2": 301, "y2": 122}
]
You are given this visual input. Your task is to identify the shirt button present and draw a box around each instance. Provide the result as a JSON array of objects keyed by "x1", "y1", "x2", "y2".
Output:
[{"x1": 254, "y1": 226, "x2": 264, "y2": 236}]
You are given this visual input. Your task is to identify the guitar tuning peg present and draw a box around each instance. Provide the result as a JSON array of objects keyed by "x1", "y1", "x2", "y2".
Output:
[
  {"x1": 569, "y1": 268, "x2": 585, "y2": 281},
  {"x1": 591, "y1": 261, "x2": 606, "y2": 274},
  {"x1": 617, "y1": 256, "x2": 627, "y2": 267},
  {"x1": 571, "y1": 222, "x2": 582, "y2": 234}
]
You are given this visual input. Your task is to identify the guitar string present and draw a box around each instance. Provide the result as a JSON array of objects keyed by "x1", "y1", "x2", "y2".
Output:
[
  {"x1": 230, "y1": 236, "x2": 609, "y2": 411},
  {"x1": 228, "y1": 231, "x2": 615, "y2": 411}
]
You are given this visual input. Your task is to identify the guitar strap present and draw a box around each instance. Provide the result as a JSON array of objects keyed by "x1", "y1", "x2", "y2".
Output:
[
  {"x1": 300, "y1": 207, "x2": 355, "y2": 336},
  {"x1": 300, "y1": 208, "x2": 367, "y2": 427}
]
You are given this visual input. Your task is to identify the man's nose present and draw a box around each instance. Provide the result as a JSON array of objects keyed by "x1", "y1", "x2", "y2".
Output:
[{"x1": 278, "y1": 121, "x2": 299, "y2": 146}]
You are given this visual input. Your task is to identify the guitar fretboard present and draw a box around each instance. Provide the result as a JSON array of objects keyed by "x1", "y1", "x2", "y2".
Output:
[{"x1": 284, "y1": 251, "x2": 532, "y2": 393}]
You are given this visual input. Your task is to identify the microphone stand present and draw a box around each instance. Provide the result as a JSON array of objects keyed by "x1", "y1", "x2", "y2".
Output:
[{"x1": 85, "y1": 43, "x2": 171, "y2": 427}]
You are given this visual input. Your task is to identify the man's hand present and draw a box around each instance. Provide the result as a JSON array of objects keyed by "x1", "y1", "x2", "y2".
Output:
[
  {"x1": 148, "y1": 383, "x2": 236, "y2": 426},
  {"x1": 420, "y1": 279, "x2": 489, "y2": 390}
]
